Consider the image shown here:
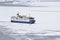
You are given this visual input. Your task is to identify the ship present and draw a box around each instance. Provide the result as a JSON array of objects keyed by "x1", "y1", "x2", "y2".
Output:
[{"x1": 11, "y1": 13, "x2": 35, "y2": 24}]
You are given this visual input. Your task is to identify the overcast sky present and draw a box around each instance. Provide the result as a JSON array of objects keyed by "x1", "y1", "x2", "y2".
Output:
[{"x1": 0, "y1": 0, "x2": 60, "y2": 2}]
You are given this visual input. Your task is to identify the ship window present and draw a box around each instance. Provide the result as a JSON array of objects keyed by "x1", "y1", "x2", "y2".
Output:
[{"x1": 29, "y1": 17, "x2": 34, "y2": 19}]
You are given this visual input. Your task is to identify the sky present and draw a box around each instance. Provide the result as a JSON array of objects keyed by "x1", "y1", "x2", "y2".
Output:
[{"x1": 0, "y1": 0, "x2": 60, "y2": 2}]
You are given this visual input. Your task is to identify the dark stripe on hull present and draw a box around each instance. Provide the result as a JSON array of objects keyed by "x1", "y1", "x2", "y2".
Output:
[{"x1": 11, "y1": 20, "x2": 35, "y2": 24}]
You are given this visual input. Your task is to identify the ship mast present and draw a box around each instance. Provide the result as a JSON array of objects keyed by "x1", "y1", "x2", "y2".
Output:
[
  {"x1": 29, "y1": 13, "x2": 30, "y2": 17},
  {"x1": 29, "y1": 8, "x2": 31, "y2": 17}
]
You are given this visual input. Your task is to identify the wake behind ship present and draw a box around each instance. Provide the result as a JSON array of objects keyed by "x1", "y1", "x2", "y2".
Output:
[{"x1": 11, "y1": 13, "x2": 35, "y2": 24}]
